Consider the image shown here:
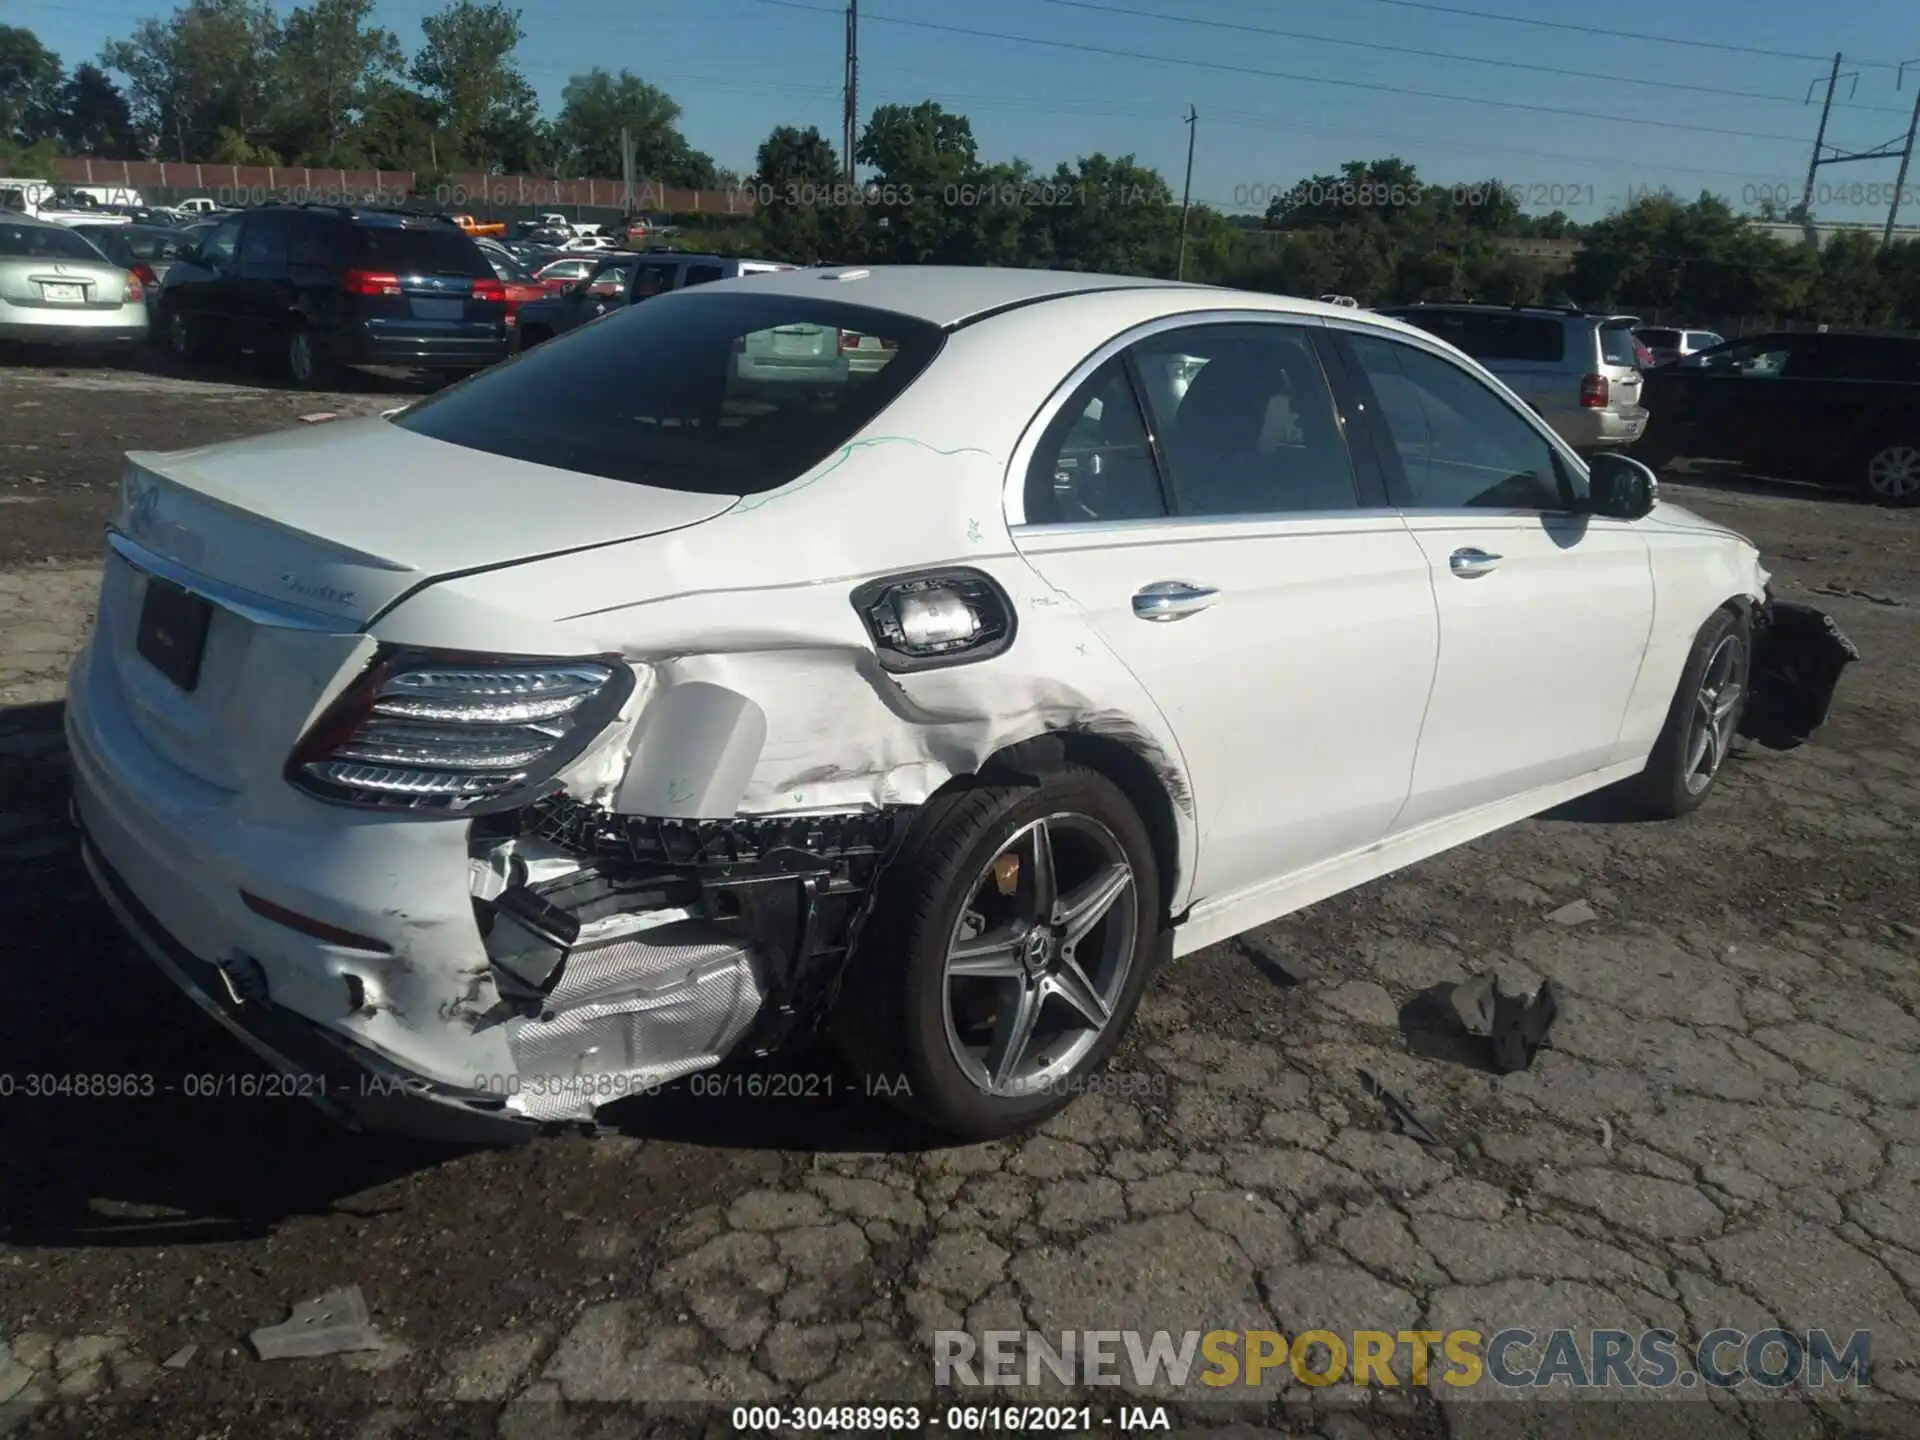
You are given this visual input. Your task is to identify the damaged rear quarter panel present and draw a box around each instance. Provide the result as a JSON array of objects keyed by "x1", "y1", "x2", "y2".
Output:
[{"x1": 370, "y1": 308, "x2": 1205, "y2": 908}]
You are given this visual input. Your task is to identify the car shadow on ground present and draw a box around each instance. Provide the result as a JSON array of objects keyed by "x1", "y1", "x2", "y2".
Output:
[
  {"x1": 0, "y1": 698, "x2": 946, "y2": 1246},
  {"x1": 0, "y1": 699, "x2": 490, "y2": 1248},
  {"x1": 1662, "y1": 462, "x2": 1876, "y2": 508}
]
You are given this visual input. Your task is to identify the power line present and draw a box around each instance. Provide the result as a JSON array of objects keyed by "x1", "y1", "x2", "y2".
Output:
[
  {"x1": 744, "y1": 0, "x2": 1816, "y2": 146},
  {"x1": 1286, "y1": 0, "x2": 1903, "y2": 70},
  {"x1": 1037, "y1": 0, "x2": 1912, "y2": 117}
]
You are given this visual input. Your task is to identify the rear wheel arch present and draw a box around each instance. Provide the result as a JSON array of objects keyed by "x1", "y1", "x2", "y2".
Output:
[{"x1": 971, "y1": 728, "x2": 1186, "y2": 925}]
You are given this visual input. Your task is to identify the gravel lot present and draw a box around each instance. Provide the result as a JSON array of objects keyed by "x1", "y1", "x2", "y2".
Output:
[{"x1": 2, "y1": 354, "x2": 1918, "y2": 1439}]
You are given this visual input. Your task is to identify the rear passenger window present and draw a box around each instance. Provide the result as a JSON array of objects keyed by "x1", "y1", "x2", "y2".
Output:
[
  {"x1": 1347, "y1": 334, "x2": 1569, "y2": 510},
  {"x1": 1023, "y1": 359, "x2": 1166, "y2": 525},
  {"x1": 1131, "y1": 324, "x2": 1360, "y2": 516},
  {"x1": 287, "y1": 215, "x2": 340, "y2": 267},
  {"x1": 684, "y1": 264, "x2": 725, "y2": 286},
  {"x1": 238, "y1": 211, "x2": 289, "y2": 268},
  {"x1": 633, "y1": 264, "x2": 677, "y2": 299}
]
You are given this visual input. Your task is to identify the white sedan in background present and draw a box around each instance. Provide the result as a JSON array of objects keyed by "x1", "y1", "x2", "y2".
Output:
[{"x1": 66, "y1": 267, "x2": 1854, "y2": 1144}]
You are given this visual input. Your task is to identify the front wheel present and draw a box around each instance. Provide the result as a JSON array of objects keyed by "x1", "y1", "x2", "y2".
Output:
[
  {"x1": 1623, "y1": 607, "x2": 1751, "y2": 819},
  {"x1": 833, "y1": 766, "x2": 1162, "y2": 1140},
  {"x1": 1860, "y1": 438, "x2": 1920, "y2": 506}
]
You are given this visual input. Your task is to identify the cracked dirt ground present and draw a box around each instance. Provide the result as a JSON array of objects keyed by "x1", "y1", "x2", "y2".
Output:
[{"x1": 2, "y1": 361, "x2": 1919, "y2": 1439}]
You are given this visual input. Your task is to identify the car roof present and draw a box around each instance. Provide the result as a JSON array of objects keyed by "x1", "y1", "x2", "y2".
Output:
[{"x1": 704, "y1": 264, "x2": 1235, "y2": 328}]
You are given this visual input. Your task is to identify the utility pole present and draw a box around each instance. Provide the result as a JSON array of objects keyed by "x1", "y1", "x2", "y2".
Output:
[
  {"x1": 843, "y1": 0, "x2": 859, "y2": 182},
  {"x1": 1887, "y1": 60, "x2": 1920, "y2": 243},
  {"x1": 620, "y1": 126, "x2": 634, "y2": 215},
  {"x1": 1802, "y1": 54, "x2": 1843, "y2": 218},
  {"x1": 1176, "y1": 105, "x2": 1197, "y2": 281}
]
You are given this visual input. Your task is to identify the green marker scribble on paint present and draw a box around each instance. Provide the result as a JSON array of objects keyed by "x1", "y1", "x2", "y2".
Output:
[{"x1": 731, "y1": 436, "x2": 997, "y2": 514}]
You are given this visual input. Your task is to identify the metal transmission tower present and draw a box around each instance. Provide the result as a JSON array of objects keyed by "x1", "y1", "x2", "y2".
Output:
[
  {"x1": 843, "y1": 0, "x2": 859, "y2": 182},
  {"x1": 1801, "y1": 51, "x2": 1920, "y2": 241},
  {"x1": 1888, "y1": 59, "x2": 1920, "y2": 244}
]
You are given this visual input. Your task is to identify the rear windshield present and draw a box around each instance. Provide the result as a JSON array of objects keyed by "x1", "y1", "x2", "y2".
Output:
[
  {"x1": 73, "y1": 226, "x2": 132, "y2": 263},
  {"x1": 352, "y1": 225, "x2": 493, "y2": 278},
  {"x1": 393, "y1": 291, "x2": 945, "y2": 494},
  {"x1": 1384, "y1": 310, "x2": 1565, "y2": 363},
  {"x1": 1598, "y1": 324, "x2": 1639, "y2": 366},
  {"x1": 0, "y1": 221, "x2": 104, "y2": 260},
  {"x1": 1637, "y1": 328, "x2": 1681, "y2": 348}
]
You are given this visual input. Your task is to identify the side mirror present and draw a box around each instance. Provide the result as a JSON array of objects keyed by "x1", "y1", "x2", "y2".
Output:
[{"x1": 1585, "y1": 452, "x2": 1658, "y2": 521}]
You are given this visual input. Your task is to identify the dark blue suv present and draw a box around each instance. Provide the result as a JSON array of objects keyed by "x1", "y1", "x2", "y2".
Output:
[{"x1": 156, "y1": 205, "x2": 510, "y2": 386}]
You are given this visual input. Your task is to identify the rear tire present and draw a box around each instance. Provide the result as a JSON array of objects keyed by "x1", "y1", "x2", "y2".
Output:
[
  {"x1": 164, "y1": 304, "x2": 201, "y2": 362},
  {"x1": 1859, "y1": 436, "x2": 1920, "y2": 506},
  {"x1": 833, "y1": 766, "x2": 1162, "y2": 1141},
  {"x1": 285, "y1": 322, "x2": 337, "y2": 390},
  {"x1": 1623, "y1": 606, "x2": 1751, "y2": 819}
]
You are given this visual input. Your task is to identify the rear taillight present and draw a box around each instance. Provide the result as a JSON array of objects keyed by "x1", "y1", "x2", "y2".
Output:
[
  {"x1": 1579, "y1": 373, "x2": 1609, "y2": 407},
  {"x1": 472, "y1": 277, "x2": 506, "y2": 303},
  {"x1": 122, "y1": 273, "x2": 145, "y2": 302},
  {"x1": 130, "y1": 262, "x2": 157, "y2": 288},
  {"x1": 286, "y1": 650, "x2": 636, "y2": 814},
  {"x1": 343, "y1": 269, "x2": 402, "y2": 296},
  {"x1": 837, "y1": 329, "x2": 861, "y2": 353}
]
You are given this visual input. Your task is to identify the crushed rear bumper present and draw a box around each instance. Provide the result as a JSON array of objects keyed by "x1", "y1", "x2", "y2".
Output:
[{"x1": 1739, "y1": 599, "x2": 1861, "y2": 750}]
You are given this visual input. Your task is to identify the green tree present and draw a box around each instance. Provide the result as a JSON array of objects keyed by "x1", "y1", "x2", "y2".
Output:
[
  {"x1": 101, "y1": 0, "x2": 279, "y2": 161},
  {"x1": 555, "y1": 69, "x2": 714, "y2": 187},
  {"x1": 270, "y1": 0, "x2": 402, "y2": 164},
  {"x1": 409, "y1": 0, "x2": 534, "y2": 170},
  {"x1": 57, "y1": 64, "x2": 139, "y2": 157},
  {"x1": 1039, "y1": 153, "x2": 1175, "y2": 276},
  {"x1": 1815, "y1": 230, "x2": 1891, "y2": 326},
  {"x1": 356, "y1": 79, "x2": 440, "y2": 171},
  {"x1": 1, "y1": 25, "x2": 64, "y2": 145},
  {"x1": 752, "y1": 122, "x2": 857, "y2": 263},
  {"x1": 856, "y1": 102, "x2": 983, "y2": 262}
]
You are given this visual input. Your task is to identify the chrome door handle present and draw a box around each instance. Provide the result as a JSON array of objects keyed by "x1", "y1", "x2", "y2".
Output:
[
  {"x1": 1132, "y1": 580, "x2": 1219, "y2": 621},
  {"x1": 1449, "y1": 547, "x2": 1503, "y2": 578}
]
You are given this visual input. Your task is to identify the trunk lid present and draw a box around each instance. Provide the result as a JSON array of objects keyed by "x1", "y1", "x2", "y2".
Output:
[
  {"x1": 118, "y1": 416, "x2": 741, "y2": 628},
  {"x1": 97, "y1": 418, "x2": 739, "y2": 792},
  {"x1": 0, "y1": 256, "x2": 129, "y2": 310}
]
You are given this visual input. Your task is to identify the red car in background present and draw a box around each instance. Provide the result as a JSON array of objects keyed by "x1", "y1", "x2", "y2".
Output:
[{"x1": 477, "y1": 243, "x2": 568, "y2": 328}]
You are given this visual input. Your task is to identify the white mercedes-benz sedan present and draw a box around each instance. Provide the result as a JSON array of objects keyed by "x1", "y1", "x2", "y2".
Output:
[{"x1": 65, "y1": 267, "x2": 1856, "y2": 1143}]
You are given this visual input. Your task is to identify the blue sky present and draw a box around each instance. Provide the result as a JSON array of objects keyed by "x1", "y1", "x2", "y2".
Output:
[{"x1": 17, "y1": 0, "x2": 1920, "y2": 222}]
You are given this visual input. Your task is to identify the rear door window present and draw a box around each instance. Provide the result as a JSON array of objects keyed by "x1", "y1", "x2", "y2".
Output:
[
  {"x1": 1383, "y1": 310, "x2": 1566, "y2": 363},
  {"x1": 287, "y1": 214, "x2": 343, "y2": 267},
  {"x1": 632, "y1": 262, "x2": 678, "y2": 299},
  {"x1": 238, "y1": 211, "x2": 290, "y2": 269},
  {"x1": 685, "y1": 264, "x2": 725, "y2": 286},
  {"x1": 352, "y1": 225, "x2": 492, "y2": 278},
  {"x1": 1598, "y1": 324, "x2": 1639, "y2": 367},
  {"x1": 393, "y1": 292, "x2": 945, "y2": 495}
]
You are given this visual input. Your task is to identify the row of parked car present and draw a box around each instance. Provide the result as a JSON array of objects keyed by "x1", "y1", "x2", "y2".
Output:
[
  {"x1": 1376, "y1": 301, "x2": 1920, "y2": 505},
  {"x1": 5, "y1": 199, "x2": 1918, "y2": 503},
  {"x1": 0, "y1": 199, "x2": 803, "y2": 388}
]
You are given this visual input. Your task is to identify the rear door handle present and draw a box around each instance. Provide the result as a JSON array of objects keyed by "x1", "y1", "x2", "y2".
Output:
[
  {"x1": 1132, "y1": 580, "x2": 1219, "y2": 621},
  {"x1": 1449, "y1": 547, "x2": 1502, "y2": 578}
]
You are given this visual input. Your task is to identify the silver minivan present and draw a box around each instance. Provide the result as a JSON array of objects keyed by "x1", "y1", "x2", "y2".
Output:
[{"x1": 1374, "y1": 303, "x2": 1648, "y2": 454}]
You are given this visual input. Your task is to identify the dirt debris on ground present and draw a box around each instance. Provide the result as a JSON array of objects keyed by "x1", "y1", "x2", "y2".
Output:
[{"x1": 2, "y1": 355, "x2": 1919, "y2": 1438}]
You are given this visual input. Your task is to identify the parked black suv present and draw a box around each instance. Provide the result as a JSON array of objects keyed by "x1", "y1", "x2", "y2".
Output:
[
  {"x1": 156, "y1": 204, "x2": 510, "y2": 386},
  {"x1": 1635, "y1": 330, "x2": 1920, "y2": 505}
]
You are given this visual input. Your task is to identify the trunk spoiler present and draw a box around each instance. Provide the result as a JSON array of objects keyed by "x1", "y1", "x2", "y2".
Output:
[{"x1": 1739, "y1": 599, "x2": 1861, "y2": 751}]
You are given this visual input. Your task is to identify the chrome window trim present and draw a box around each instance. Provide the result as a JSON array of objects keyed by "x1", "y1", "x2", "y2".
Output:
[
  {"x1": 106, "y1": 529, "x2": 356, "y2": 633},
  {"x1": 1004, "y1": 307, "x2": 1371, "y2": 531}
]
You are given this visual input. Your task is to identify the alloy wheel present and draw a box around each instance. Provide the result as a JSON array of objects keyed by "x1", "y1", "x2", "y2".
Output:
[
  {"x1": 940, "y1": 813, "x2": 1138, "y2": 1099},
  {"x1": 288, "y1": 329, "x2": 315, "y2": 385},
  {"x1": 1866, "y1": 444, "x2": 1920, "y2": 501},
  {"x1": 1683, "y1": 634, "x2": 1745, "y2": 795}
]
